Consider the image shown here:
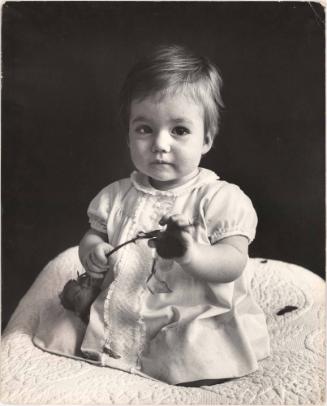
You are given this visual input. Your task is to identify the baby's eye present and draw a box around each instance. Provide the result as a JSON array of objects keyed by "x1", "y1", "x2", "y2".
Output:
[
  {"x1": 172, "y1": 126, "x2": 190, "y2": 136},
  {"x1": 135, "y1": 125, "x2": 152, "y2": 135}
]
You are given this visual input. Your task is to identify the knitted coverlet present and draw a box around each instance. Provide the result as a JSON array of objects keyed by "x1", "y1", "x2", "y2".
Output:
[{"x1": 1, "y1": 247, "x2": 325, "y2": 404}]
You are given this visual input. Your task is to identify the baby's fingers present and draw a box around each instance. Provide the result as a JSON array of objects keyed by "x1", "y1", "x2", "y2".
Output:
[
  {"x1": 159, "y1": 214, "x2": 171, "y2": 226},
  {"x1": 85, "y1": 256, "x2": 107, "y2": 279},
  {"x1": 93, "y1": 244, "x2": 112, "y2": 266},
  {"x1": 160, "y1": 214, "x2": 193, "y2": 230},
  {"x1": 85, "y1": 243, "x2": 113, "y2": 278},
  {"x1": 86, "y1": 270, "x2": 106, "y2": 280}
]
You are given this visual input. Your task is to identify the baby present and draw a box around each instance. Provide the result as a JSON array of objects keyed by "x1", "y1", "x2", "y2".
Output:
[{"x1": 35, "y1": 45, "x2": 270, "y2": 385}]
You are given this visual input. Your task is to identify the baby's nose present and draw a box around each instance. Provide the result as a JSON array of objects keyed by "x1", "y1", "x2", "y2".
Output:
[{"x1": 152, "y1": 131, "x2": 171, "y2": 153}]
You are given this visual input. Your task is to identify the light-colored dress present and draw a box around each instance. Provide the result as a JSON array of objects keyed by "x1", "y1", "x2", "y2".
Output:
[{"x1": 33, "y1": 168, "x2": 270, "y2": 384}]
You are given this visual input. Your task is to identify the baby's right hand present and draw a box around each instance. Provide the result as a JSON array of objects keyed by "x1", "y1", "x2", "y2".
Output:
[{"x1": 84, "y1": 243, "x2": 113, "y2": 279}]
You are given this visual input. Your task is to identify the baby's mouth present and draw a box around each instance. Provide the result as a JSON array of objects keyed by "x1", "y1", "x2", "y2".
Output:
[{"x1": 152, "y1": 159, "x2": 172, "y2": 165}]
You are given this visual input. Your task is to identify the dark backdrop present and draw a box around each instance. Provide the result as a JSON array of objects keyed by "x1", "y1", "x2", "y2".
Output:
[{"x1": 2, "y1": 1, "x2": 325, "y2": 330}]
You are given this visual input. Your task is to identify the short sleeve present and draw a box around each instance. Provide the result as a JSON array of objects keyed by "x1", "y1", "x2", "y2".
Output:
[
  {"x1": 204, "y1": 183, "x2": 258, "y2": 244},
  {"x1": 87, "y1": 185, "x2": 113, "y2": 234}
]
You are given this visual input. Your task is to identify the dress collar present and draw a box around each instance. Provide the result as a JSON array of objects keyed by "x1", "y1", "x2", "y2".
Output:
[{"x1": 130, "y1": 168, "x2": 219, "y2": 197}]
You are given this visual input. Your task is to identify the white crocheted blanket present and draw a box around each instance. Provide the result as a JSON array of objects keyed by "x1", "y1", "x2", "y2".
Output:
[{"x1": 1, "y1": 247, "x2": 325, "y2": 404}]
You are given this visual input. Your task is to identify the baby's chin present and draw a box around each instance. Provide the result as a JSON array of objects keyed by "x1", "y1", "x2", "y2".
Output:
[
  {"x1": 149, "y1": 176, "x2": 190, "y2": 191},
  {"x1": 135, "y1": 168, "x2": 178, "y2": 189},
  {"x1": 148, "y1": 170, "x2": 200, "y2": 190}
]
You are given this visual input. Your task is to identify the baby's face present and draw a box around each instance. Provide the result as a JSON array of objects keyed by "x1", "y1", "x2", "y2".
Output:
[{"x1": 128, "y1": 92, "x2": 213, "y2": 190}]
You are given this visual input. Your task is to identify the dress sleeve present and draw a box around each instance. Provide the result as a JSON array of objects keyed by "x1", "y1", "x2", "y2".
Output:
[
  {"x1": 204, "y1": 183, "x2": 258, "y2": 244},
  {"x1": 87, "y1": 185, "x2": 113, "y2": 234}
]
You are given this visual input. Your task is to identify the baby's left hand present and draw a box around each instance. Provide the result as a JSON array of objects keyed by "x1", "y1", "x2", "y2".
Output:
[{"x1": 149, "y1": 214, "x2": 195, "y2": 262}]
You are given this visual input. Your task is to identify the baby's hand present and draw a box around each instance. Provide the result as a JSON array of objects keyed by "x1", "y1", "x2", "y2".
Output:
[
  {"x1": 84, "y1": 243, "x2": 113, "y2": 279},
  {"x1": 150, "y1": 214, "x2": 195, "y2": 262}
]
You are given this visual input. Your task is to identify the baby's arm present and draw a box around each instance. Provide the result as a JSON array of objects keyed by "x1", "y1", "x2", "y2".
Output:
[
  {"x1": 179, "y1": 234, "x2": 248, "y2": 283},
  {"x1": 153, "y1": 215, "x2": 248, "y2": 283},
  {"x1": 79, "y1": 229, "x2": 114, "y2": 279}
]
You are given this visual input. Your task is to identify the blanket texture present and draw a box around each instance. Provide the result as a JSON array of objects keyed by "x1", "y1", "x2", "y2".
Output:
[{"x1": 1, "y1": 247, "x2": 325, "y2": 404}]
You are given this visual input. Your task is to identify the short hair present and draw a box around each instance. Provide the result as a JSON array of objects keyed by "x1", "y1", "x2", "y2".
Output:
[{"x1": 119, "y1": 44, "x2": 224, "y2": 139}]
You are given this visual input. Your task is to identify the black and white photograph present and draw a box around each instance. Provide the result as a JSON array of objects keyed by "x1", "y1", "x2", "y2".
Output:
[{"x1": 1, "y1": 1, "x2": 325, "y2": 404}]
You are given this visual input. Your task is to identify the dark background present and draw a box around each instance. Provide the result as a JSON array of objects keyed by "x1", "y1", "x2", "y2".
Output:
[{"x1": 2, "y1": 1, "x2": 325, "y2": 330}]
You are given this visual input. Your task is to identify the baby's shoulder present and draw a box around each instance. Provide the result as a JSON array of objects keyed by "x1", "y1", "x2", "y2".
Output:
[
  {"x1": 196, "y1": 179, "x2": 256, "y2": 218},
  {"x1": 88, "y1": 177, "x2": 134, "y2": 215},
  {"x1": 197, "y1": 179, "x2": 257, "y2": 242},
  {"x1": 198, "y1": 179, "x2": 247, "y2": 202},
  {"x1": 94, "y1": 177, "x2": 133, "y2": 200}
]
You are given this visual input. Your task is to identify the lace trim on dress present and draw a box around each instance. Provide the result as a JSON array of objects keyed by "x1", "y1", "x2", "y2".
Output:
[
  {"x1": 130, "y1": 168, "x2": 219, "y2": 197},
  {"x1": 210, "y1": 228, "x2": 256, "y2": 244},
  {"x1": 136, "y1": 196, "x2": 176, "y2": 370}
]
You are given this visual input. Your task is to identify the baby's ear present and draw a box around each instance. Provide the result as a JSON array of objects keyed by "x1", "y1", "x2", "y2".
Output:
[{"x1": 201, "y1": 132, "x2": 214, "y2": 155}]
